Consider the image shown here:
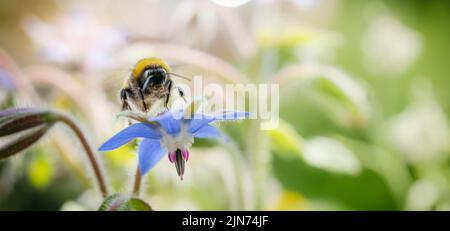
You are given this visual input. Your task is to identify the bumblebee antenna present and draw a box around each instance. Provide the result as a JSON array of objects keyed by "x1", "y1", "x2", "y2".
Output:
[{"x1": 168, "y1": 72, "x2": 191, "y2": 81}]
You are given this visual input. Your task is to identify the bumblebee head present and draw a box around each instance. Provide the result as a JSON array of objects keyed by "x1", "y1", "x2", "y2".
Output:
[{"x1": 132, "y1": 58, "x2": 171, "y2": 90}]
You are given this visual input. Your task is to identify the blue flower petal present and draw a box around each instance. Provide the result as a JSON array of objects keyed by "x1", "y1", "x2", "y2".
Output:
[
  {"x1": 188, "y1": 115, "x2": 216, "y2": 134},
  {"x1": 98, "y1": 123, "x2": 161, "y2": 151},
  {"x1": 188, "y1": 111, "x2": 249, "y2": 134},
  {"x1": 194, "y1": 124, "x2": 224, "y2": 140},
  {"x1": 138, "y1": 139, "x2": 167, "y2": 175},
  {"x1": 148, "y1": 110, "x2": 183, "y2": 135}
]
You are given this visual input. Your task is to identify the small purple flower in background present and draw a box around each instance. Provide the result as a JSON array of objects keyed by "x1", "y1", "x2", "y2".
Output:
[
  {"x1": 0, "y1": 69, "x2": 16, "y2": 91},
  {"x1": 0, "y1": 68, "x2": 15, "y2": 104},
  {"x1": 98, "y1": 108, "x2": 248, "y2": 180}
]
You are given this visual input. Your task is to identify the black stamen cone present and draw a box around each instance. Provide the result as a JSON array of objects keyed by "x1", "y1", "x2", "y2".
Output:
[{"x1": 174, "y1": 149, "x2": 185, "y2": 180}]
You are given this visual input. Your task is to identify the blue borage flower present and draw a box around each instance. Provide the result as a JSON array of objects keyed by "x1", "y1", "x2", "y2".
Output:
[{"x1": 98, "y1": 108, "x2": 248, "y2": 180}]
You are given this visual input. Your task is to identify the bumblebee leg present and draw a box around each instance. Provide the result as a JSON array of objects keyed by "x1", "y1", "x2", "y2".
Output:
[
  {"x1": 138, "y1": 89, "x2": 148, "y2": 112},
  {"x1": 164, "y1": 79, "x2": 173, "y2": 109},
  {"x1": 120, "y1": 88, "x2": 132, "y2": 111},
  {"x1": 121, "y1": 88, "x2": 133, "y2": 125}
]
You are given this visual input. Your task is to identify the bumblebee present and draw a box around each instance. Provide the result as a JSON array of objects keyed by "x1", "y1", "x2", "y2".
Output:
[{"x1": 120, "y1": 58, "x2": 186, "y2": 113}]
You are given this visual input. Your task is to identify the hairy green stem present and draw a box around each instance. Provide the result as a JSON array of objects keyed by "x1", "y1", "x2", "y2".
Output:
[
  {"x1": 248, "y1": 49, "x2": 276, "y2": 210},
  {"x1": 224, "y1": 141, "x2": 246, "y2": 210},
  {"x1": 248, "y1": 119, "x2": 269, "y2": 210},
  {"x1": 132, "y1": 167, "x2": 142, "y2": 197}
]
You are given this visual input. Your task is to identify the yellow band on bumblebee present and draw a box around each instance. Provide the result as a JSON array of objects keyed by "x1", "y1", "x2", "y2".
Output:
[{"x1": 132, "y1": 58, "x2": 171, "y2": 78}]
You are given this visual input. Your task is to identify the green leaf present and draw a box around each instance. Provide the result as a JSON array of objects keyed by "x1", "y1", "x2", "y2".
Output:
[
  {"x1": 302, "y1": 137, "x2": 362, "y2": 175},
  {"x1": 98, "y1": 194, "x2": 153, "y2": 211},
  {"x1": 276, "y1": 64, "x2": 370, "y2": 128},
  {"x1": 268, "y1": 119, "x2": 303, "y2": 158},
  {"x1": 312, "y1": 72, "x2": 369, "y2": 128},
  {"x1": 272, "y1": 152, "x2": 398, "y2": 210},
  {"x1": 316, "y1": 77, "x2": 353, "y2": 109},
  {"x1": 333, "y1": 135, "x2": 412, "y2": 208}
]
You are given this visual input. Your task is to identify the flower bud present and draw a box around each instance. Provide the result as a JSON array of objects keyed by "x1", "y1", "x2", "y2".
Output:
[
  {"x1": 0, "y1": 125, "x2": 50, "y2": 159},
  {"x1": 0, "y1": 109, "x2": 53, "y2": 137},
  {"x1": 0, "y1": 108, "x2": 57, "y2": 159}
]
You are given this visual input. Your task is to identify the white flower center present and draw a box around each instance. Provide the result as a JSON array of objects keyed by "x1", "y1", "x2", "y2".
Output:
[{"x1": 160, "y1": 123, "x2": 193, "y2": 152}]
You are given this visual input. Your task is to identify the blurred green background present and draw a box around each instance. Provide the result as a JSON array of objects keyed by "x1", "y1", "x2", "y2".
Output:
[{"x1": 0, "y1": 0, "x2": 449, "y2": 211}]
